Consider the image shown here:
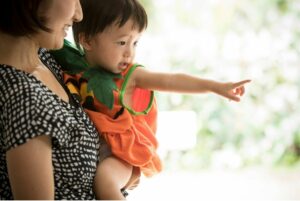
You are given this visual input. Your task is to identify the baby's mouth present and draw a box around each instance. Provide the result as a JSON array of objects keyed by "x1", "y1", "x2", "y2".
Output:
[{"x1": 118, "y1": 62, "x2": 128, "y2": 70}]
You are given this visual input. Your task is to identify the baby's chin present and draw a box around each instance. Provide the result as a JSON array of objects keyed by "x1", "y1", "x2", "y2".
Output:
[
  {"x1": 100, "y1": 65, "x2": 121, "y2": 73},
  {"x1": 110, "y1": 67, "x2": 124, "y2": 74}
]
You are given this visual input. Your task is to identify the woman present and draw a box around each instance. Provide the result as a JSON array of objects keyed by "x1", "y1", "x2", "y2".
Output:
[{"x1": 0, "y1": 0, "x2": 111, "y2": 199}]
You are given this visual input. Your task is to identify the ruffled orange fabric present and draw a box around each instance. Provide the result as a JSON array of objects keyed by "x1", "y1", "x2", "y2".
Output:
[{"x1": 63, "y1": 66, "x2": 162, "y2": 177}]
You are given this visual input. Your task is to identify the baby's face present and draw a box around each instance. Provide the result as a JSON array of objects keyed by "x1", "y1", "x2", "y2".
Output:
[{"x1": 87, "y1": 19, "x2": 143, "y2": 74}]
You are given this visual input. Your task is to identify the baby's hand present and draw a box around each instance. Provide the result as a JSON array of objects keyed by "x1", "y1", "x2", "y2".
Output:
[{"x1": 219, "y1": 79, "x2": 251, "y2": 102}]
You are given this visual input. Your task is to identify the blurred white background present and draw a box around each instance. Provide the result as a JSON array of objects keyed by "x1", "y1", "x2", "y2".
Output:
[{"x1": 67, "y1": 0, "x2": 300, "y2": 199}]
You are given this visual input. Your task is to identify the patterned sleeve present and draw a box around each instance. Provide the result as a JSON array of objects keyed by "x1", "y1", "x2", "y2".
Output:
[
  {"x1": 0, "y1": 70, "x2": 72, "y2": 152},
  {"x1": 2, "y1": 80, "x2": 69, "y2": 151}
]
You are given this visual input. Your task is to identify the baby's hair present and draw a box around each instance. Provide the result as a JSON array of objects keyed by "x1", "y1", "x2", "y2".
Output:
[{"x1": 73, "y1": 0, "x2": 148, "y2": 46}]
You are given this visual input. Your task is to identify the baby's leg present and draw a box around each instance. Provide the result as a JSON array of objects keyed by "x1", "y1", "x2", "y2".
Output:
[
  {"x1": 124, "y1": 166, "x2": 141, "y2": 190},
  {"x1": 94, "y1": 156, "x2": 133, "y2": 200}
]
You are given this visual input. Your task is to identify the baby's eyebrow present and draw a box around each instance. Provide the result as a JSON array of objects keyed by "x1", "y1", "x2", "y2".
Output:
[
  {"x1": 114, "y1": 32, "x2": 142, "y2": 41},
  {"x1": 116, "y1": 33, "x2": 130, "y2": 38}
]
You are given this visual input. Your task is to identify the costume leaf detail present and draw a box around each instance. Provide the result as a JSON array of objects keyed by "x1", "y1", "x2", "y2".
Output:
[
  {"x1": 83, "y1": 68, "x2": 121, "y2": 109},
  {"x1": 50, "y1": 39, "x2": 121, "y2": 109},
  {"x1": 50, "y1": 39, "x2": 88, "y2": 74}
]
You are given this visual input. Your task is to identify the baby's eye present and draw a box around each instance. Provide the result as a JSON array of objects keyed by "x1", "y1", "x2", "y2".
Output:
[
  {"x1": 133, "y1": 41, "x2": 139, "y2": 47},
  {"x1": 117, "y1": 41, "x2": 126, "y2": 46}
]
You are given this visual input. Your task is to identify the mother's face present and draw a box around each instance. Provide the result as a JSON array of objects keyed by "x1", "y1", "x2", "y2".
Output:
[{"x1": 36, "y1": 0, "x2": 83, "y2": 50}]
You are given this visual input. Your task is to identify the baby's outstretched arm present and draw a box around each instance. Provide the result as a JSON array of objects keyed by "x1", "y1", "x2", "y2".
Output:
[{"x1": 132, "y1": 67, "x2": 250, "y2": 101}]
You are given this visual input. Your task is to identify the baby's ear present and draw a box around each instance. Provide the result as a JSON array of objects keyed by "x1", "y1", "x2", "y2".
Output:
[{"x1": 78, "y1": 33, "x2": 93, "y2": 51}]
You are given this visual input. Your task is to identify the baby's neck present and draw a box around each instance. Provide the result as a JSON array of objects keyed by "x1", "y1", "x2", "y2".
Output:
[
  {"x1": 83, "y1": 54, "x2": 114, "y2": 73},
  {"x1": 84, "y1": 53, "x2": 97, "y2": 67}
]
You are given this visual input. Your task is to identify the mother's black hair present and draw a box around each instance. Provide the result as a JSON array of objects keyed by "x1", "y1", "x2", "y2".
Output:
[{"x1": 0, "y1": 0, "x2": 51, "y2": 36}]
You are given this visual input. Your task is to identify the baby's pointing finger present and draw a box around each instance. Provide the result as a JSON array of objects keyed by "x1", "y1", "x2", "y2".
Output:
[{"x1": 233, "y1": 79, "x2": 251, "y2": 88}]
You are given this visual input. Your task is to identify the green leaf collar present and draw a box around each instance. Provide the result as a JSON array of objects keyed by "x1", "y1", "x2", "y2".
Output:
[{"x1": 50, "y1": 39, "x2": 121, "y2": 109}]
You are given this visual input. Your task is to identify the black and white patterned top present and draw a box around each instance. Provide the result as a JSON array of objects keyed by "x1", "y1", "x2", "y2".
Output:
[{"x1": 0, "y1": 49, "x2": 101, "y2": 199}]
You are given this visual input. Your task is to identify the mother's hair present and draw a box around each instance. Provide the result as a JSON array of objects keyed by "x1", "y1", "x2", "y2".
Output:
[{"x1": 0, "y1": 0, "x2": 51, "y2": 36}]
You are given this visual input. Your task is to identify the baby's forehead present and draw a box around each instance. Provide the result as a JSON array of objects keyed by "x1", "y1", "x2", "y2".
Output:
[{"x1": 104, "y1": 20, "x2": 144, "y2": 35}]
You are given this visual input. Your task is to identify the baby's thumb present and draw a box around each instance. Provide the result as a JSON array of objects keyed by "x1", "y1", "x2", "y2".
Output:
[{"x1": 226, "y1": 93, "x2": 240, "y2": 102}]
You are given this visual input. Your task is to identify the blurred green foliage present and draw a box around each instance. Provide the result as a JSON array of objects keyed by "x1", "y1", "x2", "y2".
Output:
[{"x1": 139, "y1": 0, "x2": 300, "y2": 170}]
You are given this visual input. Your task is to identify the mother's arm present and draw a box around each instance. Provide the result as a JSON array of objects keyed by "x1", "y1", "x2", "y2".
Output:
[{"x1": 6, "y1": 135, "x2": 55, "y2": 199}]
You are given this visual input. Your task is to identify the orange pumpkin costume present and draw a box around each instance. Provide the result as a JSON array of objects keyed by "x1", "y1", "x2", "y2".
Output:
[{"x1": 64, "y1": 64, "x2": 162, "y2": 177}]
